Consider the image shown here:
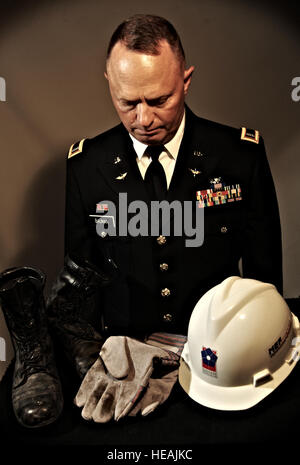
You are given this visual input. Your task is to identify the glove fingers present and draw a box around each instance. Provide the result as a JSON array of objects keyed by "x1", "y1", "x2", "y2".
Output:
[
  {"x1": 133, "y1": 379, "x2": 164, "y2": 416},
  {"x1": 129, "y1": 394, "x2": 161, "y2": 417},
  {"x1": 114, "y1": 354, "x2": 155, "y2": 421},
  {"x1": 129, "y1": 372, "x2": 178, "y2": 417},
  {"x1": 141, "y1": 400, "x2": 160, "y2": 416},
  {"x1": 115, "y1": 382, "x2": 145, "y2": 421},
  {"x1": 92, "y1": 383, "x2": 118, "y2": 423},
  {"x1": 81, "y1": 377, "x2": 108, "y2": 420},
  {"x1": 74, "y1": 358, "x2": 104, "y2": 407},
  {"x1": 128, "y1": 399, "x2": 146, "y2": 417}
]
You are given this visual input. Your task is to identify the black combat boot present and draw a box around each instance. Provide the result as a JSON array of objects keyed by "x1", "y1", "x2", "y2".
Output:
[
  {"x1": 0, "y1": 266, "x2": 64, "y2": 428},
  {"x1": 46, "y1": 254, "x2": 118, "y2": 379}
]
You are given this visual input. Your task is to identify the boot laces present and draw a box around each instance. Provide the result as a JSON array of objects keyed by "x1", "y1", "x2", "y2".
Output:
[{"x1": 15, "y1": 323, "x2": 52, "y2": 376}]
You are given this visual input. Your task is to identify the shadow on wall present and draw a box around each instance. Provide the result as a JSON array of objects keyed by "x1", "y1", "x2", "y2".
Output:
[
  {"x1": 12, "y1": 155, "x2": 66, "y2": 295},
  {"x1": 0, "y1": 0, "x2": 50, "y2": 37}
]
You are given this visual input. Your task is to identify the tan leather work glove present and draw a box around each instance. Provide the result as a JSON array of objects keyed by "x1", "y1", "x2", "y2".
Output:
[
  {"x1": 74, "y1": 334, "x2": 184, "y2": 423},
  {"x1": 128, "y1": 332, "x2": 187, "y2": 417}
]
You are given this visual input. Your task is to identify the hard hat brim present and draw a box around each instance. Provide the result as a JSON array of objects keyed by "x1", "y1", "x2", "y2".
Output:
[
  {"x1": 179, "y1": 358, "x2": 272, "y2": 410},
  {"x1": 178, "y1": 314, "x2": 300, "y2": 411}
]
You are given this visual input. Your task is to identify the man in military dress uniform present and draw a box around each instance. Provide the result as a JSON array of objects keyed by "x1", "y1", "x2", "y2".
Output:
[
  {"x1": 65, "y1": 14, "x2": 282, "y2": 338},
  {"x1": 0, "y1": 13, "x2": 283, "y2": 429}
]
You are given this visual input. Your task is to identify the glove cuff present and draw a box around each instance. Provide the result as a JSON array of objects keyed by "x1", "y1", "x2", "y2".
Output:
[{"x1": 145, "y1": 333, "x2": 187, "y2": 356}]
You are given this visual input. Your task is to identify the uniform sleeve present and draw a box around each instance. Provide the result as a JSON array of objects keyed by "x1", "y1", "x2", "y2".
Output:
[
  {"x1": 64, "y1": 159, "x2": 93, "y2": 261},
  {"x1": 241, "y1": 139, "x2": 283, "y2": 294}
]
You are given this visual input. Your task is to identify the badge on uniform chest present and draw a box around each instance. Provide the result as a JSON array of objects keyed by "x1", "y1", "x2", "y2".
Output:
[
  {"x1": 196, "y1": 177, "x2": 242, "y2": 208},
  {"x1": 89, "y1": 202, "x2": 116, "y2": 237}
]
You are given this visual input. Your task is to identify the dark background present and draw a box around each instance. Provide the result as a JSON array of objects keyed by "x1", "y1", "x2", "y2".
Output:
[{"x1": 0, "y1": 0, "x2": 300, "y2": 452}]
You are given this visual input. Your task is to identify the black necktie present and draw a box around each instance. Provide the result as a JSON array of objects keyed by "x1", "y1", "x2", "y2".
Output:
[{"x1": 144, "y1": 145, "x2": 167, "y2": 200}]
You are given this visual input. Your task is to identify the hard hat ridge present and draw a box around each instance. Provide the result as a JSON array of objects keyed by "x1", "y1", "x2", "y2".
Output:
[
  {"x1": 207, "y1": 276, "x2": 275, "y2": 341},
  {"x1": 179, "y1": 276, "x2": 300, "y2": 411}
]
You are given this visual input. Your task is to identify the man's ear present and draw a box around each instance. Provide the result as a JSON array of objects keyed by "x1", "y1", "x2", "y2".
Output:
[
  {"x1": 183, "y1": 65, "x2": 194, "y2": 95},
  {"x1": 104, "y1": 71, "x2": 108, "y2": 80}
]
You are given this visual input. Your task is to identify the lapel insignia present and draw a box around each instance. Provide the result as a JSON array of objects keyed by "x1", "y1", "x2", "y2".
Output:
[
  {"x1": 188, "y1": 168, "x2": 202, "y2": 177},
  {"x1": 115, "y1": 172, "x2": 127, "y2": 181},
  {"x1": 197, "y1": 178, "x2": 242, "y2": 208},
  {"x1": 110, "y1": 154, "x2": 129, "y2": 181},
  {"x1": 113, "y1": 156, "x2": 122, "y2": 164},
  {"x1": 240, "y1": 127, "x2": 260, "y2": 144}
]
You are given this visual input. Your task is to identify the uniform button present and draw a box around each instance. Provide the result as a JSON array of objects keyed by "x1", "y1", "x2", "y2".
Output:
[
  {"x1": 163, "y1": 313, "x2": 173, "y2": 322},
  {"x1": 161, "y1": 288, "x2": 171, "y2": 297},
  {"x1": 220, "y1": 226, "x2": 228, "y2": 234},
  {"x1": 157, "y1": 235, "x2": 167, "y2": 245},
  {"x1": 160, "y1": 263, "x2": 169, "y2": 271}
]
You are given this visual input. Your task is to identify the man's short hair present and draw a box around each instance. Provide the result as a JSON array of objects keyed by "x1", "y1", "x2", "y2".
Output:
[{"x1": 106, "y1": 14, "x2": 185, "y2": 63}]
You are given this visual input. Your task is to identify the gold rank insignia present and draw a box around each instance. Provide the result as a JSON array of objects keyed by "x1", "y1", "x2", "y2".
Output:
[
  {"x1": 68, "y1": 138, "x2": 86, "y2": 159},
  {"x1": 240, "y1": 127, "x2": 260, "y2": 144},
  {"x1": 188, "y1": 168, "x2": 202, "y2": 177}
]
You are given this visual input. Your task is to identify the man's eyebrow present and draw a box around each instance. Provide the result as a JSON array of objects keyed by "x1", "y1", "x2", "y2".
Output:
[
  {"x1": 146, "y1": 94, "x2": 171, "y2": 104},
  {"x1": 119, "y1": 98, "x2": 140, "y2": 105},
  {"x1": 119, "y1": 94, "x2": 172, "y2": 106}
]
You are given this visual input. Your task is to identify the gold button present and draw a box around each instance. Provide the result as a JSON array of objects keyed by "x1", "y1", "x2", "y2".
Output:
[
  {"x1": 157, "y1": 235, "x2": 167, "y2": 245},
  {"x1": 220, "y1": 226, "x2": 228, "y2": 234},
  {"x1": 163, "y1": 313, "x2": 173, "y2": 322},
  {"x1": 161, "y1": 288, "x2": 171, "y2": 297},
  {"x1": 160, "y1": 263, "x2": 169, "y2": 271}
]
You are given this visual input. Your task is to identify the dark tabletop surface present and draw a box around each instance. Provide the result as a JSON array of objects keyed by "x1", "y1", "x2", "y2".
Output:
[{"x1": 1, "y1": 299, "x2": 299, "y2": 460}]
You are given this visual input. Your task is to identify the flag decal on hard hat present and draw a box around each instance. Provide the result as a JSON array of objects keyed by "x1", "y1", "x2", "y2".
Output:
[{"x1": 201, "y1": 347, "x2": 218, "y2": 377}]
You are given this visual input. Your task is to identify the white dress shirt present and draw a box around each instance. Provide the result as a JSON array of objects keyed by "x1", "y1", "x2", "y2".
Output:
[{"x1": 129, "y1": 111, "x2": 186, "y2": 189}]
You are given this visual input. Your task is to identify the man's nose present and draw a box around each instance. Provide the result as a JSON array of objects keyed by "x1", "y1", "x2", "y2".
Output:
[{"x1": 135, "y1": 103, "x2": 154, "y2": 128}]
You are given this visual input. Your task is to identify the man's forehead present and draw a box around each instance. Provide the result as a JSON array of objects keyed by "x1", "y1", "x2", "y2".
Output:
[
  {"x1": 106, "y1": 40, "x2": 181, "y2": 73},
  {"x1": 106, "y1": 42, "x2": 182, "y2": 97},
  {"x1": 109, "y1": 71, "x2": 177, "y2": 102},
  {"x1": 112, "y1": 77, "x2": 175, "y2": 101}
]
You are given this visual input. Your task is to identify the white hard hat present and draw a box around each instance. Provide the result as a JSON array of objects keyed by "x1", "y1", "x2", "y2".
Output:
[{"x1": 179, "y1": 276, "x2": 300, "y2": 411}]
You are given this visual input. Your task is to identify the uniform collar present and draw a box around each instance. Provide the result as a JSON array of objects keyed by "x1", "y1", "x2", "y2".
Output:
[{"x1": 129, "y1": 110, "x2": 186, "y2": 160}]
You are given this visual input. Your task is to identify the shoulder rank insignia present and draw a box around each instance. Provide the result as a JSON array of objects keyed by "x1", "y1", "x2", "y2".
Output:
[
  {"x1": 68, "y1": 138, "x2": 86, "y2": 159},
  {"x1": 240, "y1": 127, "x2": 259, "y2": 144}
]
